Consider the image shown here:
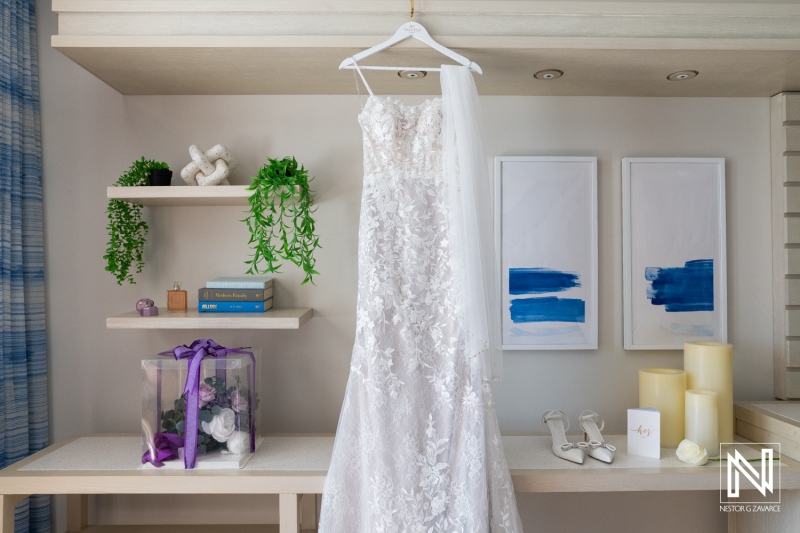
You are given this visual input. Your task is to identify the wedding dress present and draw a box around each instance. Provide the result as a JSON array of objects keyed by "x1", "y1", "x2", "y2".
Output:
[{"x1": 319, "y1": 64, "x2": 523, "y2": 533}]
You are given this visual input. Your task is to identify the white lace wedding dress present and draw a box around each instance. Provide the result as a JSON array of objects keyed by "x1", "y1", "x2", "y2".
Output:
[{"x1": 319, "y1": 65, "x2": 523, "y2": 533}]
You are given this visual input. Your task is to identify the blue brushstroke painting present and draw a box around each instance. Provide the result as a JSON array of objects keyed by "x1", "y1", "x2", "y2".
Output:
[
  {"x1": 510, "y1": 297, "x2": 586, "y2": 323},
  {"x1": 645, "y1": 259, "x2": 714, "y2": 312},
  {"x1": 509, "y1": 268, "x2": 581, "y2": 295}
]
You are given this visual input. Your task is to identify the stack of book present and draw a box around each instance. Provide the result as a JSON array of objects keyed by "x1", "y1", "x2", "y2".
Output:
[{"x1": 198, "y1": 277, "x2": 274, "y2": 313}]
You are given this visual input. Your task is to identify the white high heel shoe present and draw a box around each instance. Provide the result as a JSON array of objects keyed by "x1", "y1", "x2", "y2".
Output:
[
  {"x1": 541, "y1": 410, "x2": 587, "y2": 465},
  {"x1": 578, "y1": 410, "x2": 617, "y2": 464}
]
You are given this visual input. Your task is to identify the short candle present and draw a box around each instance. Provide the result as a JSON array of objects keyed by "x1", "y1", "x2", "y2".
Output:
[{"x1": 685, "y1": 389, "x2": 720, "y2": 457}]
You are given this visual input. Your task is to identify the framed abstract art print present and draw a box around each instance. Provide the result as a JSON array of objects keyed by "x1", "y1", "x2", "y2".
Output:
[
  {"x1": 622, "y1": 158, "x2": 727, "y2": 350},
  {"x1": 496, "y1": 156, "x2": 598, "y2": 350}
]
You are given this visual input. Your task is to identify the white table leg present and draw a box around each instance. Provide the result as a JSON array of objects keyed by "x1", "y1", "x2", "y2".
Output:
[
  {"x1": 66, "y1": 494, "x2": 88, "y2": 532},
  {"x1": 279, "y1": 493, "x2": 300, "y2": 533},
  {"x1": 0, "y1": 495, "x2": 15, "y2": 533}
]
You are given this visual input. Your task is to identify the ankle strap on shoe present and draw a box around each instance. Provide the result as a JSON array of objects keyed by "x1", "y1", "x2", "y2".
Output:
[
  {"x1": 579, "y1": 410, "x2": 604, "y2": 431},
  {"x1": 541, "y1": 410, "x2": 569, "y2": 432}
]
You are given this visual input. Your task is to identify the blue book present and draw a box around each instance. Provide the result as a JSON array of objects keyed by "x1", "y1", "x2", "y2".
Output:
[
  {"x1": 206, "y1": 276, "x2": 274, "y2": 289},
  {"x1": 198, "y1": 298, "x2": 273, "y2": 313}
]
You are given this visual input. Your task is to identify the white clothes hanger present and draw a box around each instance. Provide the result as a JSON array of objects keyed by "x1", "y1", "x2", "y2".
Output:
[{"x1": 338, "y1": 0, "x2": 482, "y2": 75}]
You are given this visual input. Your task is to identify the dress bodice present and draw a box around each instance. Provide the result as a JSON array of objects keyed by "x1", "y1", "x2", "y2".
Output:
[{"x1": 358, "y1": 96, "x2": 443, "y2": 181}]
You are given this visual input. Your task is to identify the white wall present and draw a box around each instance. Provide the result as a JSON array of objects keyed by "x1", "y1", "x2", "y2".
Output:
[{"x1": 36, "y1": 2, "x2": 770, "y2": 533}]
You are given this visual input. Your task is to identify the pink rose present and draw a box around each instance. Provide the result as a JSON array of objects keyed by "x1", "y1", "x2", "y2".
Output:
[
  {"x1": 230, "y1": 390, "x2": 248, "y2": 413},
  {"x1": 199, "y1": 382, "x2": 216, "y2": 407}
]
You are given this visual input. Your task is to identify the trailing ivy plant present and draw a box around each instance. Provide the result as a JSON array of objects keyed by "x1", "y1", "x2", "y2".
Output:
[
  {"x1": 244, "y1": 156, "x2": 320, "y2": 284},
  {"x1": 104, "y1": 157, "x2": 169, "y2": 285}
]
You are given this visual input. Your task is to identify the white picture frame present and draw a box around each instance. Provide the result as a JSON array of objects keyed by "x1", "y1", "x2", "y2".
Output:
[
  {"x1": 495, "y1": 156, "x2": 598, "y2": 350},
  {"x1": 622, "y1": 158, "x2": 727, "y2": 350}
]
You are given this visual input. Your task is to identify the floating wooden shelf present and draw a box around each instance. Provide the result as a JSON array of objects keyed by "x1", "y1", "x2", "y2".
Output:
[
  {"x1": 107, "y1": 185, "x2": 251, "y2": 206},
  {"x1": 106, "y1": 307, "x2": 312, "y2": 329}
]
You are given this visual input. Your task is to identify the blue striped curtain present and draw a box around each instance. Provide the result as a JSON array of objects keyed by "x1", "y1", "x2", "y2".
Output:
[{"x1": 0, "y1": 0, "x2": 51, "y2": 531}]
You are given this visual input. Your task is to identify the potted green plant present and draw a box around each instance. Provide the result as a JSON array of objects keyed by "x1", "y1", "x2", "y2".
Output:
[
  {"x1": 104, "y1": 157, "x2": 169, "y2": 285},
  {"x1": 244, "y1": 156, "x2": 320, "y2": 285},
  {"x1": 148, "y1": 162, "x2": 173, "y2": 186}
]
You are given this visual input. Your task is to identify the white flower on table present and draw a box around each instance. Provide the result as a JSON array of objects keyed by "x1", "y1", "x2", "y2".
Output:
[
  {"x1": 201, "y1": 408, "x2": 236, "y2": 442},
  {"x1": 676, "y1": 439, "x2": 709, "y2": 466}
]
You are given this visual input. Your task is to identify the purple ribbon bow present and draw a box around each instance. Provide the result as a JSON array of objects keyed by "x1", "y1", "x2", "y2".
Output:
[
  {"x1": 159, "y1": 339, "x2": 256, "y2": 469},
  {"x1": 142, "y1": 432, "x2": 184, "y2": 467}
]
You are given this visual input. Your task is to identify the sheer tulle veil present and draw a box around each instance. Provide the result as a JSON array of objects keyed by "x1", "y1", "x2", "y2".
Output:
[{"x1": 441, "y1": 65, "x2": 502, "y2": 380}]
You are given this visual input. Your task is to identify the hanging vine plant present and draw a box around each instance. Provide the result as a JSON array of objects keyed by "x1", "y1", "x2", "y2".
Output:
[
  {"x1": 104, "y1": 157, "x2": 169, "y2": 285},
  {"x1": 244, "y1": 156, "x2": 320, "y2": 285}
]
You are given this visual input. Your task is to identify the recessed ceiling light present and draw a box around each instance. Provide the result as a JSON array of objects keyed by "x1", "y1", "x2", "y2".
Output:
[
  {"x1": 534, "y1": 69, "x2": 563, "y2": 80},
  {"x1": 398, "y1": 70, "x2": 427, "y2": 79},
  {"x1": 667, "y1": 70, "x2": 699, "y2": 81}
]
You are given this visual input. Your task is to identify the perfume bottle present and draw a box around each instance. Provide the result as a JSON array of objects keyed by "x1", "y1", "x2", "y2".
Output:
[{"x1": 167, "y1": 281, "x2": 187, "y2": 312}]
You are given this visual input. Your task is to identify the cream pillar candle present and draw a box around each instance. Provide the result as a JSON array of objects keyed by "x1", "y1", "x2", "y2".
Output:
[
  {"x1": 684, "y1": 341, "x2": 734, "y2": 443},
  {"x1": 685, "y1": 389, "x2": 720, "y2": 457},
  {"x1": 639, "y1": 368, "x2": 687, "y2": 447}
]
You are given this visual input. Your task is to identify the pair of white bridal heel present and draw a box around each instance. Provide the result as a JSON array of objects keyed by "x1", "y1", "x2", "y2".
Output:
[{"x1": 541, "y1": 410, "x2": 616, "y2": 465}]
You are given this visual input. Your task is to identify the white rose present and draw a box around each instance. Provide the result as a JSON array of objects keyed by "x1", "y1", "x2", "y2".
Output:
[
  {"x1": 201, "y1": 408, "x2": 236, "y2": 442},
  {"x1": 676, "y1": 439, "x2": 709, "y2": 466},
  {"x1": 225, "y1": 431, "x2": 250, "y2": 454}
]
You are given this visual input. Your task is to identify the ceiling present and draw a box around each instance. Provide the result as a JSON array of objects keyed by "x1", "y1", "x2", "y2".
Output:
[{"x1": 52, "y1": 1, "x2": 800, "y2": 96}]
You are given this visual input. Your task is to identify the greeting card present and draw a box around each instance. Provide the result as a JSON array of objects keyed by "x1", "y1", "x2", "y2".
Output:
[{"x1": 628, "y1": 407, "x2": 661, "y2": 459}]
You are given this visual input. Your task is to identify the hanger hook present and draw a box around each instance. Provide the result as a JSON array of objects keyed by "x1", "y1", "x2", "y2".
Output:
[{"x1": 410, "y1": 0, "x2": 415, "y2": 22}]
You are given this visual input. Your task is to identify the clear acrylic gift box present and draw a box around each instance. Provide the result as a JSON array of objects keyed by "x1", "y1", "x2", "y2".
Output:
[{"x1": 141, "y1": 348, "x2": 261, "y2": 469}]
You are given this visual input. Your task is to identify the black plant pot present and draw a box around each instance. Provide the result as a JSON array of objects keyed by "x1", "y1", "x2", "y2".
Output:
[{"x1": 149, "y1": 169, "x2": 173, "y2": 186}]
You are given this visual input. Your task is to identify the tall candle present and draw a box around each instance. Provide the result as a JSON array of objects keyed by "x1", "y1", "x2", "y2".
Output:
[
  {"x1": 639, "y1": 368, "x2": 687, "y2": 447},
  {"x1": 684, "y1": 341, "x2": 734, "y2": 443},
  {"x1": 685, "y1": 389, "x2": 720, "y2": 457}
]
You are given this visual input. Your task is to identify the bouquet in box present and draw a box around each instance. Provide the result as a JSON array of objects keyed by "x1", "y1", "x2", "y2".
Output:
[{"x1": 160, "y1": 375, "x2": 252, "y2": 455}]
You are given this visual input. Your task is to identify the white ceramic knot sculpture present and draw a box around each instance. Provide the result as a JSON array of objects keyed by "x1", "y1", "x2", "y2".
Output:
[{"x1": 180, "y1": 144, "x2": 238, "y2": 186}]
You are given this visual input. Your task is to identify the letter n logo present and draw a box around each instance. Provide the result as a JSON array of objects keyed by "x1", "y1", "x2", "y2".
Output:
[{"x1": 727, "y1": 448, "x2": 773, "y2": 497}]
